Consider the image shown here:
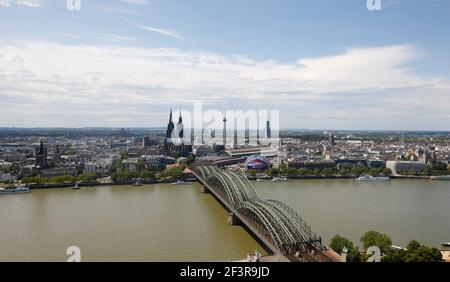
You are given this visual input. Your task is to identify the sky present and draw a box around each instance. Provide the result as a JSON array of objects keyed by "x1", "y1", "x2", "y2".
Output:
[{"x1": 0, "y1": 0, "x2": 449, "y2": 130}]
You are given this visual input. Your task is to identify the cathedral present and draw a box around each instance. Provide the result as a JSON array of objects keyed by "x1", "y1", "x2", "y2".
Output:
[
  {"x1": 163, "y1": 109, "x2": 192, "y2": 157},
  {"x1": 35, "y1": 139, "x2": 48, "y2": 168}
]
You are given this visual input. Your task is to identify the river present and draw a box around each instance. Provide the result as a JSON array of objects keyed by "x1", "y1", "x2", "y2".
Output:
[{"x1": 0, "y1": 179, "x2": 449, "y2": 261}]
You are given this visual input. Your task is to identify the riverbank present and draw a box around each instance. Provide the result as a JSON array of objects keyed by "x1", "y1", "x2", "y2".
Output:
[
  {"x1": 28, "y1": 178, "x2": 197, "y2": 189},
  {"x1": 250, "y1": 174, "x2": 440, "y2": 180},
  {"x1": 21, "y1": 174, "x2": 449, "y2": 189}
]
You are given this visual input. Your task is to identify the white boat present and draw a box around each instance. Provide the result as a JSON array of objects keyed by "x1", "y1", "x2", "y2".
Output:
[
  {"x1": 272, "y1": 177, "x2": 288, "y2": 182},
  {"x1": 356, "y1": 175, "x2": 390, "y2": 181},
  {"x1": 430, "y1": 175, "x2": 450, "y2": 180},
  {"x1": 171, "y1": 180, "x2": 192, "y2": 185},
  {"x1": 72, "y1": 182, "x2": 80, "y2": 190},
  {"x1": 132, "y1": 179, "x2": 143, "y2": 186},
  {"x1": 256, "y1": 178, "x2": 268, "y2": 182},
  {"x1": 0, "y1": 184, "x2": 31, "y2": 195}
]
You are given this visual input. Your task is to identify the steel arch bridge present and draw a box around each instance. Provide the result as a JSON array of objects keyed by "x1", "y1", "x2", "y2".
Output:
[{"x1": 193, "y1": 165, "x2": 323, "y2": 256}]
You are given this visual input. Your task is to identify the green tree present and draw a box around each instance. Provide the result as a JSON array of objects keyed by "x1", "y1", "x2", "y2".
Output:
[
  {"x1": 322, "y1": 167, "x2": 335, "y2": 176},
  {"x1": 267, "y1": 168, "x2": 280, "y2": 177},
  {"x1": 382, "y1": 168, "x2": 392, "y2": 176},
  {"x1": 383, "y1": 240, "x2": 443, "y2": 262},
  {"x1": 186, "y1": 153, "x2": 196, "y2": 165},
  {"x1": 330, "y1": 235, "x2": 354, "y2": 254},
  {"x1": 247, "y1": 169, "x2": 257, "y2": 177},
  {"x1": 136, "y1": 159, "x2": 146, "y2": 171},
  {"x1": 360, "y1": 230, "x2": 392, "y2": 254},
  {"x1": 329, "y1": 235, "x2": 364, "y2": 262},
  {"x1": 287, "y1": 168, "x2": 298, "y2": 176},
  {"x1": 77, "y1": 173, "x2": 98, "y2": 182},
  {"x1": 77, "y1": 162, "x2": 85, "y2": 175},
  {"x1": 110, "y1": 159, "x2": 122, "y2": 174}
]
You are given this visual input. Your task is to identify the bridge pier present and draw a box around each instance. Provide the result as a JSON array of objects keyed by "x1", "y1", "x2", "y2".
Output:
[
  {"x1": 200, "y1": 185, "x2": 209, "y2": 193},
  {"x1": 227, "y1": 212, "x2": 242, "y2": 226}
]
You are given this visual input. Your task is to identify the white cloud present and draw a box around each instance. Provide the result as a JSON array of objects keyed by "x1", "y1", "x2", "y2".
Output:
[
  {"x1": 0, "y1": 41, "x2": 448, "y2": 129},
  {"x1": 1, "y1": 0, "x2": 41, "y2": 7},
  {"x1": 100, "y1": 33, "x2": 136, "y2": 42},
  {"x1": 135, "y1": 25, "x2": 183, "y2": 39},
  {"x1": 16, "y1": 0, "x2": 39, "y2": 7},
  {"x1": 119, "y1": 0, "x2": 149, "y2": 5},
  {"x1": 58, "y1": 33, "x2": 81, "y2": 40},
  {"x1": 0, "y1": 0, "x2": 11, "y2": 7}
]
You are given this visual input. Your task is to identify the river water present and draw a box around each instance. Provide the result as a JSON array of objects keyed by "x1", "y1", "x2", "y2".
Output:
[{"x1": 0, "y1": 179, "x2": 449, "y2": 261}]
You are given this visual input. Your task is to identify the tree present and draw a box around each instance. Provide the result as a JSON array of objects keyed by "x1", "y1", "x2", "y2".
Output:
[
  {"x1": 186, "y1": 153, "x2": 196, "y2": 165},
  {"x1": 360, "y1": 230, "x2": 392, "y2": 254},
  {"x1": 267, "y1": 168, "x2": 280, "y2": 177},
  {"x1": 330, "y1": 235, "x2": 354, "y2": 254},
  {"x1": 78, "y1": 173, "x2": 98, "y2": 182},
  {"x1": 136, "y1": 159, "x2": 146, "y2": 171},
  {"x1": 329, "y1": 235, "x2": 364, "y2": 262},
  {"x1": 110, "y1": 160, "x2": 122, "y2": 174},
  {"x1": 322, "y1": 167, "x2": 335, "y2": 176},
  {"x1": 383, "y1": 240, "x2": 443, "y2": 262},
  {"x1": 247, "y1": 169, "x2": 257, "y2": 177},
  {"x1": 382, "y1": 168, "x2": 392, "y2": 176},
  {"x1": 77, "y1": 162, "x2": 85, "y2": 175},
  {"x1": 287, "y1": 168, "x2": 298, "y2": 176}
]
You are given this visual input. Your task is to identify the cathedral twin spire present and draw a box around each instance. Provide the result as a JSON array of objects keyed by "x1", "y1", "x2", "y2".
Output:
[{"x1": 167, "y1": 108, "x2": 183, "y2": 139}]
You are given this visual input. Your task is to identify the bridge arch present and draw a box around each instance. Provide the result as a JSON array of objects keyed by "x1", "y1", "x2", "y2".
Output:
[{"x1": 193, "y1": 165, "x2": 323, "y2": 255}]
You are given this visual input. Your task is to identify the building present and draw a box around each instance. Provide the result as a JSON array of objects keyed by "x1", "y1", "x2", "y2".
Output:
[
  {"x1": 386, "y1": 161, "x2": 429, "y2": 174},
  {"x1": 329, "y1": 133, "x2": 336, "y2": 146},
  {"x1": 39, "y1": 167, "x2": 78, "y2": 178},
  {"x1": 52, "y1": 145, "x2": 61, "y2": 166},
  {"x1": 142, "y1": 155, "x2": 168, "y2": 171},
  {"x1": 266, "y1": 121, "x2": 272, "y2": 139},
  {"x1": 288, "y1": 160, "x2": 336, "y2": 170},
  {"x1": 163, "y1": 109, "x2": 192, "y2": 157},
  {"x1": 245, "y1": 155, "x2": 270, "y2": 170},
  {"x1": 141, "y1": 135, "x2": 151, "y2": 148},
  {"x1": 0, "y1": 172, "x2": 16, "y2": 182},
  {"x1": 224, "y1": 147, "x2": 278, "y2": 158},
  {"x1": 35, "y1": 139, "x2": 48, "y2": 168},
  {"x1": 83, "y1": 162, "x2": 110, "y2": 176}
]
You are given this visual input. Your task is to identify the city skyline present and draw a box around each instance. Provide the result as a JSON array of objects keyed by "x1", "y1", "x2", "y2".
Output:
[{"x1": 0, "y1": 0, "x2": 450, "y2": 130}]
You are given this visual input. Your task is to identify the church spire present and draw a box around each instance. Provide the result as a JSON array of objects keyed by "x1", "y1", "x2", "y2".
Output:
[
  {"x1": 169, "y1": 108, "x2": 173, "y2": 123},
  {"x1": 178, "y1": 108, "x2": 183, "y2": 124},
  {"x1": 39, "y1": 139, "x2": 44, "y2": 154}
]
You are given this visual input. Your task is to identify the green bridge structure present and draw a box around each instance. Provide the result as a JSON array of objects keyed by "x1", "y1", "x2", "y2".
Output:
[{"x1": 192, "y1": 165, "x2": 340, "y2": 262}]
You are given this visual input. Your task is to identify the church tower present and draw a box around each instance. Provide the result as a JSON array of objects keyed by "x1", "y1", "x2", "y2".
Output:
[
  {"x1": 166, "y1": 108, "x2": 174, "y2": 138},
  {"x1": 176, "y1": 109, "x2": 184, "y2": 138},
  {"x1": 35, "y1": 139, "x2": 48, "y2": 168}
]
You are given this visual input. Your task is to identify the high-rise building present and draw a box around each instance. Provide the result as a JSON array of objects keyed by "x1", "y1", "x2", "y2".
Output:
[{"x1": 329, "y1": 133, "x2": 336, "y2": 146}]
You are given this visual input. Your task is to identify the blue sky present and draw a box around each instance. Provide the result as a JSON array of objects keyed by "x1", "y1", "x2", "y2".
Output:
[{"x1": 0, "y1": 0, "x2": 449, "y2": 129}]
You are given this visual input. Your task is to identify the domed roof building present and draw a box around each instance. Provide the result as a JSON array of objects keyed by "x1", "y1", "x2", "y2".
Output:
[{"x1": 244, "y1": 155, "x2": 270, "y2": 170}]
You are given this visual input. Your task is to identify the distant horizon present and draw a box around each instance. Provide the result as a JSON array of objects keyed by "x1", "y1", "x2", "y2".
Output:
[{"x1": 0, "y1": 127, "x2": 449, "y2": 133}]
